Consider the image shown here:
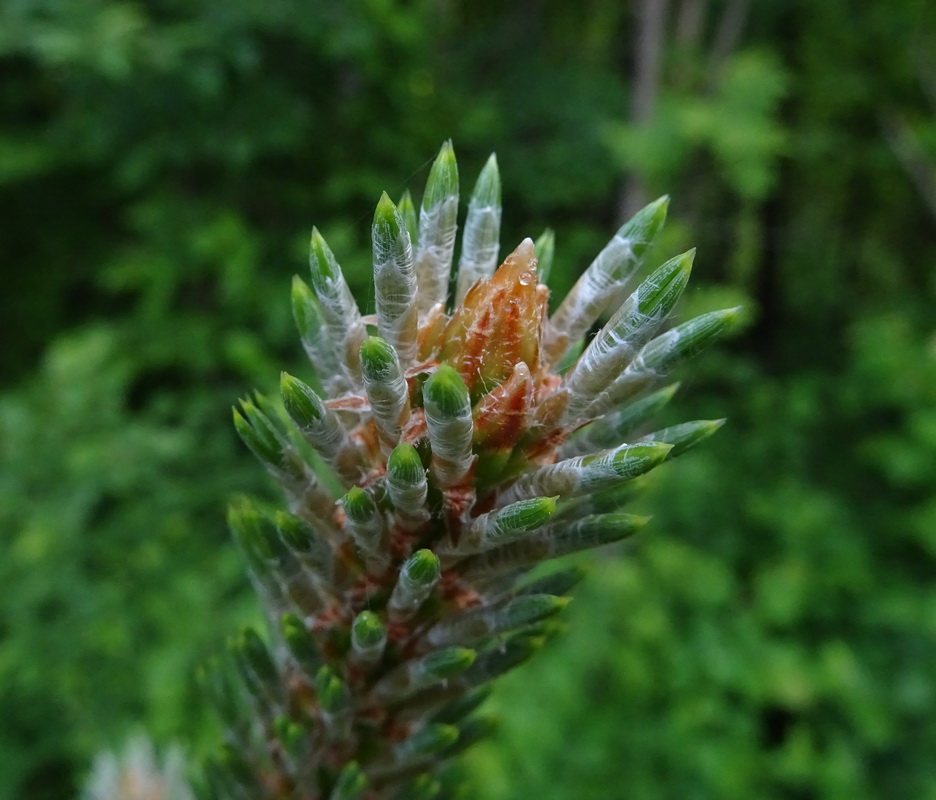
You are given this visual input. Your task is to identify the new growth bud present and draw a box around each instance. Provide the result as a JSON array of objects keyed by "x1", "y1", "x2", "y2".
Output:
[
  {"x1": 351, "y1": 611, "x2": 387, "y2": 668},
  {"x1": 416, "y1": 141, "x2": 459, "y2": 314},
  {"x1": 222, "y1": 142, "x2": 738, "y2": 794},
  {"x1": 342, "y1": 487, "x2": 383, "y2": 558},
  {"x1": 361, "y1": 336, "x2": 411, "y2": 447},
  {"x1": 389, "y1": 549, "x2": 441, "y2": 620},
  {"x1": 386, "y1": 442, "x2": 429, "y2": 526},
  {"x1": 373, "y1": 195, "x2": 419, "y2": 366},
  {"x1": 439, "y1": 238, "x2": 546, "y2": 395},
  {"x1": 456, "y1": 153, "x2": 502, "y2": 304},
  {"x1": 423, "y1": 364, "x2": 474, "y2": 487}
]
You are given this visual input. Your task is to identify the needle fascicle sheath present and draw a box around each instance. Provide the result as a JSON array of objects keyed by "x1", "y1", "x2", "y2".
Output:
[
  {"x1": 415, "y1": 141, "x2": 459, "y2": 315},
  {"x1": 515, "y1": 566, "x2": 589, "y2": 598},
  {"x1": 543, "y1": 195, "x2": 669, "y2": 367},
  {"x1": 423, "y1": 364, "x2": 475, "y2": 488},
  {"x1": 274, "y1": 715, "x2": 306, "y2": 760},
  {"x1": 637, "y1": 307, "x2": 743, "y2": 374},
  {"x1": 315, "y1": 666, "x2": 352, "y2": 740},
  {"x1": 428, "y1": 686, "x2": 492, "y2": 725},
  {"x1": 419, "y1": 634, "x2": 543, "y2": 700},
  {"x1": 557, "y1": 478, "x2": 649, "y2": 519},
  {"x1": 274, "y1": 510, "x2": 331, "y2": 579},
  {"x1": 228, "y1": 504, "x2": 291, "y2": 613},
  {"x1": 455, "y1": 153, "x2": 501, "y2": 304},
  {"x1": 233, "y1": 399, "x2": 297, "y2": 481},
  {"x1": 316, "y1": 665, "x2": 349, "y2": 712},
  {"x1": 198, "y1": 660, "x2": 242, "y2": 731},
  {"x1": 360, "y1": 335, "x2": 411, "y2": 448},
  {"x1": 233, "y1": 397, "x2": 335, "y2": 530},
  {"x1": 373, "y1": 193, "x2": 420, "y2": 366},
  {"x1": 442, "y1": 716, "x2": 498, "y2": 760}
]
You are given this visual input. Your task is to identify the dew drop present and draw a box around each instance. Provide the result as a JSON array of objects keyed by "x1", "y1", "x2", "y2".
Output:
[{"x1": 518, "y1": 270, "x2": 535, "y2": 286}]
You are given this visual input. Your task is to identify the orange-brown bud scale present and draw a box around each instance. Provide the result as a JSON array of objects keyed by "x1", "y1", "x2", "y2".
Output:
[
  {"x1": 473, "y1": 361, "x2": 535, "y2": 452},
  {"x1": 438, "y1": 481, "x2": 476, "y2": 543},
  {"x1": 471, "y1": 361, "x2": 536, "y2": 489},
  {"x1": 417, "y1": 305, "x2": 447, "y2": 361},
  {"x1": 437, "y1": 570, "x2": 483, "y2": 611},
  {"x1": 436, "y1": 239, "x2": 547, "y2": 399}
]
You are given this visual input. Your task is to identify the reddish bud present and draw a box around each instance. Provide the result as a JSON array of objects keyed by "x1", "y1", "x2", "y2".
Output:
[{"x1": 437, "y1": 239, "x2": 547, "y2": 398}]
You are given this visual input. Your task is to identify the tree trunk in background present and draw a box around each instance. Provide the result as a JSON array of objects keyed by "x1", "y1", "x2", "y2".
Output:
[
  {"x1": 707, "y1": 0, "x2": 750, "y2": 81},
  {"x1": 619, "y1": 0, "x2": 669, "y2": 222}
]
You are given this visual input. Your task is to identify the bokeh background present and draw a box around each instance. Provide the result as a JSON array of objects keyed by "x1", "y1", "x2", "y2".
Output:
[{"x1": 2, "y1": 1, "x2": 935, "y2": 798}]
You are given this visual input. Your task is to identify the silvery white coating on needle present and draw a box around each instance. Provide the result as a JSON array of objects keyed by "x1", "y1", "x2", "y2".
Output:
[
  {"x1": 308, "y1": 228, "x2": 368, "y2": 386},
  {"x1": 415, "y1": 141, "x2": 459, "y2": 316},
  {"x1": 542, "y1": 196, "x2": 669, "y2": 367},
  {"x1": 372, "y1": 193, "x2": 420, "y2": 367},
  {"x1": 455, "y1": 153, "x2": 502, "y2": 304},
  {"x1": 560, "y1": 250, "x2": 693, "y2": 426}
]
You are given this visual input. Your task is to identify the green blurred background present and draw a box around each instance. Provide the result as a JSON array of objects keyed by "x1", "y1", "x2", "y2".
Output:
[{"x1": 2, "y1": 1, "x2": 935, "y2": 798}]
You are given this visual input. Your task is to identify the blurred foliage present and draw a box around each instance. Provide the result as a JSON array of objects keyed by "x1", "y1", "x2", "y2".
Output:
[
  {"x1": 1, "y1": 0, "x2": 935, "y2": 799},
  {"x1": 466, "y1": 310, "x2": 936, "y2": 799},
  {"x1": 0, "y1": 324, "x2": 255, "y2": 798}
]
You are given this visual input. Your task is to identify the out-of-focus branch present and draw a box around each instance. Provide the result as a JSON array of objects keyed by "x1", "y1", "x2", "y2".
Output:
[
  {"x1": 912, "y1": 43, "x2": 936, "y2": 110},
  {"x1": 708, "y1": 0, "x2": 750, "y2": 80},
  {"x1": 675, "y1": 0, "x2": 707, "y2": 48},
  {"x1": 881, "y1": 112, "x2": 936, "y2": 221},
  {"x1": 619, "y1": 0, "x2": 670, "y2": 222}
]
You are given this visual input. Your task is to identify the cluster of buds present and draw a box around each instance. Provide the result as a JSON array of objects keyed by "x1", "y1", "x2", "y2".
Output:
[{"x1": 206, "y1": 142, "x2": 740, "y2": 799}]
